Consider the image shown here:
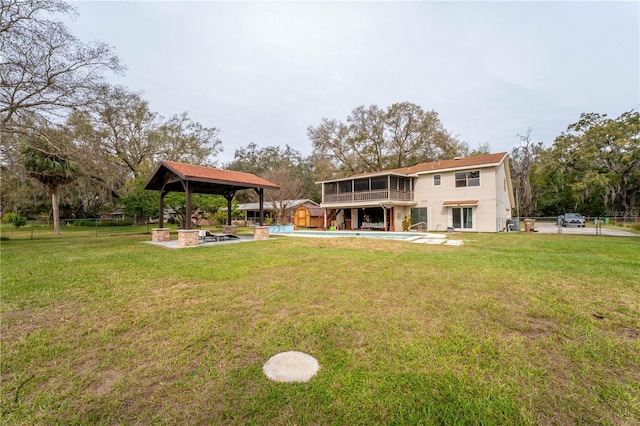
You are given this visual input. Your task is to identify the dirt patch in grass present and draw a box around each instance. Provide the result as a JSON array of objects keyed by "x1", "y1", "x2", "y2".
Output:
[
  {"x1": 89, "y1": 369, "x2": 124, "y2": 396},
  {"x1": 151, "y1": 281, "x2": 201, "y2": 294},
  {"x1": 1, "y1": 302, "x2": 81, "y2": 345},
  {"x1": 520, "y1": 316, "x2": 558, "y2": 338},
  {"x1": 617, "y1": 327, "x2": 640, "y2": 340}
]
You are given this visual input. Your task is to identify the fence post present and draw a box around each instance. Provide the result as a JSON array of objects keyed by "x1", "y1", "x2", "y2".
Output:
[{"x1": 95, "y1": 218, "x2": 98, "y2": 237}]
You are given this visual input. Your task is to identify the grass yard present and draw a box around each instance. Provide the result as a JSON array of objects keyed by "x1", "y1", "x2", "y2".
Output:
[{"x1": 1, "y1": 228, "x2": 639, "y2": 425}]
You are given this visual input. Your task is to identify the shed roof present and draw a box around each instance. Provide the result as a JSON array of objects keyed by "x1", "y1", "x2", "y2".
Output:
[
  {"x1": 144, "y1": 161, "x2": 280, "y2": 195},
  {"x1": 303, "y1": 206, "x2": 326, "y2": 217}
]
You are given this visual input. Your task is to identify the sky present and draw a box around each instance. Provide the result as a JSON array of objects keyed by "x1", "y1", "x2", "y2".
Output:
[{"x1": 66, "y1": 1, "x2": 640, "y2": 165}]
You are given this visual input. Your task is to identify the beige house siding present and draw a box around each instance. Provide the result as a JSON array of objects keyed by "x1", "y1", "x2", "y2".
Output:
[
  {"x1": 408, "y1": 160, "x2": 513, "y2": 232},
  {"x1": 495, "y1": 158, "x2": 516, "y2": 226},
  {"x1": 411, "y1": 167, "x2": 492, "y2": 232}
]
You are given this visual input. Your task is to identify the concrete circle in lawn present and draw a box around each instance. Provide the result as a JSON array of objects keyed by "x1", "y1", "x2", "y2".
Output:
[{"x1": 263, "y1": 351, "x2": 320, "y2": 383}]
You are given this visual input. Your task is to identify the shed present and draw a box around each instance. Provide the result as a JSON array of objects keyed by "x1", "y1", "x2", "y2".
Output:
[{"x1": 294, "y1": 205, "x2": 325, "y2": 228}]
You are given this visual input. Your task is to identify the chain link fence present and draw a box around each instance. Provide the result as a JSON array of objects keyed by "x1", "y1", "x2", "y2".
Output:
[
  {"x1": 508, "y1": 216, "x2": 639, "y2": 236},
  {"x1": 1, "y1": 218, "x2": 154, "y2": 240}
]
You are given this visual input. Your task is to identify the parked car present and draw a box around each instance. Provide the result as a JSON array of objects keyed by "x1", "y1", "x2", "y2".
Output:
[{"x1": 558, "y1": 213, "x2": 586, "y2": 227}]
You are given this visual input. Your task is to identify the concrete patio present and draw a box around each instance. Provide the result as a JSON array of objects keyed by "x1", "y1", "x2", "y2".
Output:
[{"x1": 143, "y1": 235, "x2": 268, "y2": 249}]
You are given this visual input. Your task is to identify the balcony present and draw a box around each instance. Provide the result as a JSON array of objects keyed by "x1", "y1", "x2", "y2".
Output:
[{"x1": 323, "y1": 189, "x2": 414, "y2": 205}]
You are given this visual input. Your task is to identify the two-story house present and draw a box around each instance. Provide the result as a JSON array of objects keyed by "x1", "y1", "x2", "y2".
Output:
[{"x1": 317, "y1": 152, "x2": 515, "y2": 233}]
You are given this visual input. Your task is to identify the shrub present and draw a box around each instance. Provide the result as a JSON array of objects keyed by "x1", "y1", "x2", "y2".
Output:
[
  {"x1": 402, "y1": 215, "x2": 412, "y2": 231},
  {"x1": 2, "y1": 213, "x2": 27, "y2": 228}
]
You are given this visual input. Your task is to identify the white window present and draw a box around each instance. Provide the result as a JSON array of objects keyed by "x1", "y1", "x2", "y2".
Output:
[
  {"x1": 434, "y1": 174, "x2": 441, "y2": 186},
  {"x1": 455, "y1": 171, "x2": 480, "y2": 188}
]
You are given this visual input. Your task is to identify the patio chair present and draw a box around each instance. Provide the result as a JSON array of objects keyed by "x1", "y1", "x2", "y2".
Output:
[
  {"x1": 198, "y1": 230, "x2": 217, "y2": 243},
  {"x1": 211, "y1": 233, "x2": 239, "y2": 241}
]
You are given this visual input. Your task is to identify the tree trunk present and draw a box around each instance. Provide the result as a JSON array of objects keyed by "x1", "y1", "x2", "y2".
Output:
[{"x1": 51, "y1": 184, "x2": 61, "y2": 235}]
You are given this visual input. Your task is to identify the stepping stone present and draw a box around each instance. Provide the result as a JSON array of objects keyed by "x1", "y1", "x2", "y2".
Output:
[
  {"x1": 263, "y1": 351, "x2": 320, "y2": 383},
  {"x1": 411, "y1": 238, "x2": 444, "y2": 244}
]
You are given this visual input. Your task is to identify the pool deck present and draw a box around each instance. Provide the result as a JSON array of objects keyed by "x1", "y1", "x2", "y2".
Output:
[
  {"x1": 144, "y1": 235, "x2": 267, "y2": 249},
  {"x1": 277, "y1": 230, "x2": 464, "y2": 246},
  {"x1": 144, "y1": 231, "x2": 464, "y2": 249}
]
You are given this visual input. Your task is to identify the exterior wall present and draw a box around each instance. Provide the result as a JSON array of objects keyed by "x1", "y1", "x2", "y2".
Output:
[
  {"x1": 413, "y1": 166, "x2": 500, "y2": 232},
  {"x1": 494, "y1": 158, "x2": 515, "y2": 230}
]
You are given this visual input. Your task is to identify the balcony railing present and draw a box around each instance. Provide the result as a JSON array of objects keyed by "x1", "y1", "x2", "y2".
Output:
[{"x1": 324, "y1": 189, "x2": 414, "y2": 204}]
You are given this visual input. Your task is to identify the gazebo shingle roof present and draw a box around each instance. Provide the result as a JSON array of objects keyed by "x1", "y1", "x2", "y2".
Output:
[{"x1": 144, "y1": 160, "x2": 280, "y2": 194}]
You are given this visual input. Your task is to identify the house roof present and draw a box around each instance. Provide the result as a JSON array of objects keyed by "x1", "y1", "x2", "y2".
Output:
[
  {"x1": 144, "y1": 161, "x2": 280, "y2": 194},
  {"x1": 317, "y1": 152, "x2": 508, "y2": 183},
  {"x1": 395, "y1": 152, "x2": 507, "y2": 175}
]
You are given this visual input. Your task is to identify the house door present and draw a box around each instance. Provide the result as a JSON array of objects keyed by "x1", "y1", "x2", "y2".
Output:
[{"x1": 452, "y1": 207, "x2": 473, "y2": 229}]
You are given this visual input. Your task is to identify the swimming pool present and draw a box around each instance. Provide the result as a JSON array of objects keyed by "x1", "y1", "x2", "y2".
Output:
[{"x1": 276, "y1": 230, "x2": 445, "y2": 241}]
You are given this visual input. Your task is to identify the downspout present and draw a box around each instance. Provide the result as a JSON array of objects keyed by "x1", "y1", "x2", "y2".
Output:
[{"x1": 380, "y1": 202, "x2": 388, "y2": 231}]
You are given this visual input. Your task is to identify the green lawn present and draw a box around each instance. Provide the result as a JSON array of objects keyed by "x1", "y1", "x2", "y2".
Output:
[{"x1": 1, "y1": 229, "x2": 639, "y2": 425}]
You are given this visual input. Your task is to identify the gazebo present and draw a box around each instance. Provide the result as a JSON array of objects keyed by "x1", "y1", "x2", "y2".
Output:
[{"x1": 144, "y1": 161, "x2": 280, "y2": 230}]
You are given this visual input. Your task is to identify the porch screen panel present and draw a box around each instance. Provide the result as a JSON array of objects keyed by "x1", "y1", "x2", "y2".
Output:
[
  {"x1": 371, "y1": 176, "x2": 387, "y2": 190},
  {"x1": 390, "y1": 176, "x2": 398, "y2": 190},
  {"x1": 354, "y1": 179, "x2": 369, "y2": 192},
  {"x1": 339, "y1": 181, "x2": 352, "y2": 193}
]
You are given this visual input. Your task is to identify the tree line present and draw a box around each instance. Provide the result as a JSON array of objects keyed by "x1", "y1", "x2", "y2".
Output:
[{"x1": 2, "y1": 0, "x2": 638, "y2": 233}]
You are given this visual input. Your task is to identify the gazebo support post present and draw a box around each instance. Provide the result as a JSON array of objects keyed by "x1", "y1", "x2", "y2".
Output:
[
  {"x1": 158, "y1": 192, "x2": 164, "y2": 228},
  {"x1": 184, "y1": 181, "x2": 192, "y2": 230},
  {"x1": 258, "y1": 188, "x2": 264, "y2": 226},
  {"x1": 225, "y1": 192, "x2": 234, "y2": 226}
]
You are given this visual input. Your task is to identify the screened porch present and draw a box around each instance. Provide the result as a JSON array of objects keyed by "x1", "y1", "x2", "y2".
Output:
[{"x1": 321, "y1": 174, "x2": 414, "y2": 205}]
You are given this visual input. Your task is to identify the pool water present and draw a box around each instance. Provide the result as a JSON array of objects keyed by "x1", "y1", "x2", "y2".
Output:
[{"x1": 276, "y1": 230, "x2": 441, "y2": 241}]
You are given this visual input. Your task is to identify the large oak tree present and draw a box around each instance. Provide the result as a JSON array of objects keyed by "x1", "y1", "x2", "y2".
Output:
[
  {"x1": 226, "y1": 143, "x2": 315, "y2": 223},
  {"x1": 0, "y1": 0, "x2": 123, "y2": 132},
  {"x1": 530, "y1": 110, "x2": 640, "y2": 217},
  {"x1": 308, "y1": 102, "x2": 464, "y2": 176}
]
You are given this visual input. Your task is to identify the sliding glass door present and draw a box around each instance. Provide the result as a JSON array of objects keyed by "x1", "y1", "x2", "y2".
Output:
[
  {"x1": 452, "y1": 207, "x2": 473, "y2": 229},
  {"x1": 410, "y1": 207, "x2": 427, "y2": 228}
]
